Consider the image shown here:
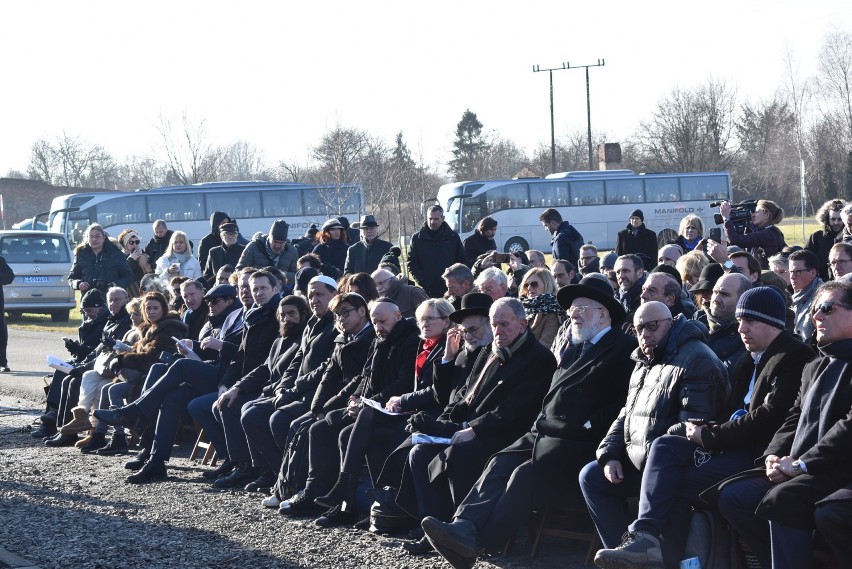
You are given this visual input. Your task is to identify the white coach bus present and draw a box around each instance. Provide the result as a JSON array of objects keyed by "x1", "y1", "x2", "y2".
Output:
[{"x1": 436, "y1": 170, "x2": 732, "y2": 253}]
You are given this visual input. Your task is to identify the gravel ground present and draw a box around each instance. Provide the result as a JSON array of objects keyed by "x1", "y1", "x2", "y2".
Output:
[{"x1": 0, "y1": 393, "x2": 592, "y2": 569}]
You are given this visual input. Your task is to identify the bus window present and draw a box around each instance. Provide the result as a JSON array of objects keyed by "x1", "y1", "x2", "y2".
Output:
[
  {"x1": 483, "y1": 183, "x2": 529, "y2": 212},
  {"x1": 303, "y1": 189, "x2": 332, "y2": 216},
  {"x1": 605, "y1": 179, "x2": 645, "y2": 204},
  {"x1": 570, "y1": 180, "x2": 604, "y2": 205},
  {"x1": 645, "y1": 178, "x2": 680, "y2": 202},
  {"x1": 460, "y1": 197, "x2": 483, "y2": 233},
  {"x1": 96, "y1": 195, "x2": 144, "y2": 227},
  {"x1": 681, "y1": 176, "x2": 729, "y2": 201},
  {"x1": 206, "y1": 191, "x2": 262, "y2": 219},
  {"x1": 148, "y1": 194, "x2": 204, "y2": 223},
  {"x1": 263, "y1": 190, "x2": 303, "y2": 217},
  {"x1": 529, "y1": 181, "x2": 569, "y2": 208},
  {"x1": 340, "y1": 189, "x2": 361, "y2": 214}
]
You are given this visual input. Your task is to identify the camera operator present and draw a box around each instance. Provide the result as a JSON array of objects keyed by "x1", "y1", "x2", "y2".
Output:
[{"x1": 719, "y1": 199, "x2": 786, "y2": 268}]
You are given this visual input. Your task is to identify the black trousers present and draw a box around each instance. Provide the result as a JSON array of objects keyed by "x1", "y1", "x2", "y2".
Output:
[{"x1": 56, "y1": 375, "x2": 81, "y2": 427}]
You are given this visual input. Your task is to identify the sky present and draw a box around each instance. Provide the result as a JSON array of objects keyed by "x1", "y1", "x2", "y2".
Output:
[{"x1": 1, "y1": 0, "x2": 851, "y2": 179}]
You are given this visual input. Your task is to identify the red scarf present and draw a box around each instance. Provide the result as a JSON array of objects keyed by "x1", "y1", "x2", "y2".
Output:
[{"x1": 415, "y1": 337, "x2": 440, "y2": 379}]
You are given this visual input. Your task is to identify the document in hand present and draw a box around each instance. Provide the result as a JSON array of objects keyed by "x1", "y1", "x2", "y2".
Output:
[
  {"x1": 411, "y1": 433, "x2": 453, "y2": 445},
  {"x1": 46, "y1": 355, "x2": 73, "y2": 374},
  {"x1": 360, "y1": 397, "x2": 411, "y2": 416}
]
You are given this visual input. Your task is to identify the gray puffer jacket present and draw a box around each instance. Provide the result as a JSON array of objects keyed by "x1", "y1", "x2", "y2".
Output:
[{"x1": 597, "y1": 315, "x2": 728, "y2": 472}]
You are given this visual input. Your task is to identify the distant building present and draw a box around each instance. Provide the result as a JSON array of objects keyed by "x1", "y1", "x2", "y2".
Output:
[{"x1": 0, "y1": 178, "x2": 108, "y2": 230}]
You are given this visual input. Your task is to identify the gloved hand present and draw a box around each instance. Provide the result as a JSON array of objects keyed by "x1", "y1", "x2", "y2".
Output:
[
  {"x1": 102, "y1": 337, "x2": 117, "y2": 350},
  {"x1": 405, "y1": 411, "x2": 438, "y2": 434},
  {"x1": 109, "y1": 355, "x2": 124, "y2": 376},
  {"x1": 64, "y1": 337, "x2": 81, "y2": 354},
  {"x1": 68, "y1": 366, "x2": 85, "y2": 379}
]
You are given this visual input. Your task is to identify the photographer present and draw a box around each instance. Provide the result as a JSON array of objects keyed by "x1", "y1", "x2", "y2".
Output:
[{"x1": 719, "y1": 199, "x2": 786, "y2": 268}]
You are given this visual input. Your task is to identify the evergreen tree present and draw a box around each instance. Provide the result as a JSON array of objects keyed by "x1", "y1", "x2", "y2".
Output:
[{"x1": 448, "y1": 109, "x2": 490, "y2": 181}]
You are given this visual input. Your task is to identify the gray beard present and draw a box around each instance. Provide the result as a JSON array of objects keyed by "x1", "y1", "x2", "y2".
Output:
[{"x1": 570, "y1": 321, "x2": 602, "y2": 344}]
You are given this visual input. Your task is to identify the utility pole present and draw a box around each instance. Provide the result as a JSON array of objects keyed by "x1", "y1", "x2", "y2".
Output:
[
  {"x1": 532, "y1": 63, "x2": 568, "y2": 174},
  {"x1": 566, "y1": 59, "x2": 605, "y2": 170}
]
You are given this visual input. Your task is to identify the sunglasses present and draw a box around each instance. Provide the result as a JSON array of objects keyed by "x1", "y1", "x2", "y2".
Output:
[
  {"x1": 815, "y1": 301, "x2": 852, "y2": 315},
  {"x1": 128, "y1": 239, "x2": 140, "y2": 245},
  {"x1": 635, "y1": 318, "x2": 671, "y2": 335},
  {"x1": 524, "y1": 281, "x2": 542, "y2": 289}
]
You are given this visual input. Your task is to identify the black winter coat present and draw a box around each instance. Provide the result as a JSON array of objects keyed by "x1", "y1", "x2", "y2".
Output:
[
  {"x1": 310, "y1": 325, "x2": 378, "y2": 414},
  {"x1": 597, "y1": 316, "x2": 728, "y2": 472},
  {"x1": 699, "y1": 331, "x2": 814, "y2": 457},
  {"x1": 313, "y1": 239, "x2": 350, "y2": 278},
  {"x1": 68, "y1": 308, "x2": 111, "y2": 362},
  {"x1": 78, "y1": 307, "x2": 133, "y2": 370},
  {"x1": 271, "y1": 311, "x2": 338, "y2": 408},
  {"x1": 232, "y1": 327, "x2": 305, "y2": 399},
  {"x1": 0, "y1": 255, "x2": 14, "y2": 312},
  {"x1": 615, "y1": 223, "x2": 658, "y2": 264},
  {"x1": 406, "y1": 222, "x2": 468, "y2": 297},
  {"x1": 463, "y1": 231, "x2": 496, "y2": 263},
  {"x1": 343, "y1": 238, "x2": 393, "y2": 275},
  {"x1": 218, "y1": 296, "x2": 282, "y2": 388},
  {"x1": 806, "y1": 228, "x2": 842, "y2": 281},
  {"x1": 204, "y1": 242, "x2": 245, "y2": 281},
  {"x1": 68, "y1": 240, "x2": 132, "y2": 293}
]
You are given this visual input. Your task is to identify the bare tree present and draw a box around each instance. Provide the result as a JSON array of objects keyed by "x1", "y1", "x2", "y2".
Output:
[
  {"x1": 311, "y1": 124, "x2": 369, "y2": 214},
  {"x1": 25, "y1": 133, "x2": 116, "y2": 188},
  {"x1": 818, "y1": 29, "x2": 852, "y2": 146},
  {"x1": 632, "y1": 80, "x2": 738, "y2": 173},
  {"x1": 219, "y1": 140, "x2": 269, "y2": 180},
  {"x1": 156, "y1": 111, "x2": 220, "y2": 184}
]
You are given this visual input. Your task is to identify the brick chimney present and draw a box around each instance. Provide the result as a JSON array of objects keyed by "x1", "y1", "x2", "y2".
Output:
[{"x1": 597, "y1": 143, "x2": 623, "y2": 171}]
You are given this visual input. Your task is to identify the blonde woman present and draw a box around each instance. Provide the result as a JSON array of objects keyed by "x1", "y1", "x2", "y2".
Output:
[
  {"x1": 154, "y1": 230, "x2": 202, "y2": 281},
  {"x1": 674, "y1": 214, "x2": 704, "y2": 252},
  {"x1": 518, "y1": 267, "x2": 566, "y2": 349}
]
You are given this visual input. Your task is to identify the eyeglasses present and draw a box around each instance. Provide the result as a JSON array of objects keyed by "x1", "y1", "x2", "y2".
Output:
[
  {"x1": 829, "y1": 259, "x2": 851, "y2": 266},
  {"x1": 581, "y1": 255, "x2": 596, "y2": 261},
  {"x1": 635, "y1": 318, "x2": 671, "y2": 334},
  {"x1": 334, "y1": 308, "x2": 355, "y2": 320},
  {"x1": 569, "y1": 305, "x2": 603, "y2": 314},
  {"x1": 790, "y1": 269, "x2": 813, "y2": 277},
  {"x1": 207, "y1": 297, "x2": 226, "y2": 305},
  {"x1": 128, "y1": 239, "x2": 140, "y2": 245},
  {"x1": 815, "y1": 301, "x2": 852, "y2": 315},
  {"x1": 419, "y1": 315, "x2": 447, "y2": 324},
  {"x1": 524, "y1": 281, "x2": 541, "y2": 289},
  {"x1": 459, "y1": 325, "x2": 480, "y2": 337}
]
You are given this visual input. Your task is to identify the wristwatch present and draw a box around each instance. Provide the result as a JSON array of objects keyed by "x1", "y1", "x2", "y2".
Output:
[
  {"x1": 792, "y1": 459, "x2": 806, "y2": 475},
  {"x1": 723, "y1": 260, "x2": 735, "y2": 271}
]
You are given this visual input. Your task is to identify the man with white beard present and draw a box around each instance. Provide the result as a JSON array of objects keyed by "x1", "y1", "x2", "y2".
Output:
[{"x1": 422, "y1": 276, "x2": 637, "y2": 568}]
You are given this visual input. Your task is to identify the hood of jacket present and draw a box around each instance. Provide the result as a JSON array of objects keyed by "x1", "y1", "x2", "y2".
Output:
[{"x1": 210, "y1": 211, "x2": 230, "y2": 233}]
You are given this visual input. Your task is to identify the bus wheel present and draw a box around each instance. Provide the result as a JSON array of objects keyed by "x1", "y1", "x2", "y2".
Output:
[{"x1": 504, "y1": 237, "x2": 528, "y2": 254}]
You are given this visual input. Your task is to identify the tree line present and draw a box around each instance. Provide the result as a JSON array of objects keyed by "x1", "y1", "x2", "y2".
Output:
[{"x1": 11, "y1": 28, "x2": 852, "y2": 240}]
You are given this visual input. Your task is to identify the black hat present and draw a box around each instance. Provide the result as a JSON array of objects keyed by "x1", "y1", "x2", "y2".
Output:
[
  {"x1": 204, "y1": 284, "x2": 237, "y2": 300},
  {"x1": 360, "y1": 214, "x2": 379, "y2": 227},
  {"x1": 650, "y1": 264, "x2": 682, "y2": 286},
  {"x1": 322, "y1": 218, "x2": 344, "y2": 231},
  {"x1": 269, "y1": 220, "x2": 289, "y2": 241},
  {"x1": 81, "y1": 288, "x2": 106, "y2": 308},
  {"x1": 449, "y1": 292, "x2": 493, "y2": 324},
  {"x1": 689, "y1": 263, "x2": 725, "y2": 293},
  {"x1": 219, "y1": 222, "x2": 239, "y2": 233},
  {"x1": 304, "y1": 224, "x2": 319, "y2": 239},
  {"x1": 295, "y1": 267, "x2": 319, "y2": 296},
  {"x1": 557, "y1": 275, "x2": 625, "y2": 325},
  {"x1": 630, "y1": 209, "x2": 644, "y2": 221}
]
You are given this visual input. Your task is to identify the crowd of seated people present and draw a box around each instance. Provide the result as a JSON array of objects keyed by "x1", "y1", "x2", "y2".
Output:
[{"x1": 27, "y1": 200, "x2": 852, "y2": 569}]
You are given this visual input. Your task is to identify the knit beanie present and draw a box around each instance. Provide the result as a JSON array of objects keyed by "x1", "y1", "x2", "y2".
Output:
[
  {"x1": 630, "y1": 209, "x2": 644, "y2": 221},
  {"x1": 81, "y1": 289, "x2": 106, "y2": 308},
  {"x1": 735, "y1": 286, "x2": 786, "y2": 330},
  {"x1": 295, "y1": 267, "x2": 319, "y2": 296},
  {"x1": 269, "y1": 220, "x2": 290, "y2": 242}
]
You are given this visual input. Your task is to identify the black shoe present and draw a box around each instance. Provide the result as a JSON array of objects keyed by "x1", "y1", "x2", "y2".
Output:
[
  {"x1": 279, "y1": 490, "x2": 323, "y2": 517},
  {"x1": 93, "y1": 405, "x2": 141, "y2": 429},
  {"x1": 0, "y1": 366, "x2": 10, "y2": 373},
  {"x1": 314, "y1": 505, "x2": 357, "y2": 528},
  {"x1": 44, "y1": 434, "x2": 77, "y2": 447},
  {"x1": 244, "y1": 471, "x2": 276, "y2": 493},
  {"x1": 124, "y1": 449, "x2": 151, "y2": 471},
  {"x1": 201, "y1": 460, "x2": 235, "y2": 480},
  {"x1": 212, "y1": 462, "x2": 257, "y2": 489},
  {"x1": 97, "y1": 433, "x2": 129, "y2": 455},
  {"x1": 315, "y1": 472, "x2": 355, "y2": 509},
  {"x1": 126, "y1": 459, "x2": 167, "y2": 484},
  {"x1": 31, "y1": 423, "x2": 57, "y2": 439},
  {"x1": 402, "y1": 536, "x2": 435, "y2": 555},
  {"x1": 421, "y1": 517, "x2": 481, "y2": 563},
  {"x1": 353, "y1": 516, "x2": 371, "y2": 531},
  {"x1": 79, "y1": 432, "x2": 108, "y2": 454},
  {"x1": 39, "y1": 409, "x2": 58, "y2": 424}
]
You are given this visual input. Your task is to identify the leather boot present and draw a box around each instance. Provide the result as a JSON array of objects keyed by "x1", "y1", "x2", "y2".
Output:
[
  {"x1": 31, "y1": 418, "x2": 57, "y2": 439},
  {"x1": 315, "y1": 472, "x2": 356, "y2": 509},
  {"x1": 80, "y1": 432, "x2": 108, "y2": 453},
  {"x1": 45, "y1": 433, "x2": 78, "y2": 447},
  {"x1": 213, "y1": 462, "x2": 258, "y2": 489}
]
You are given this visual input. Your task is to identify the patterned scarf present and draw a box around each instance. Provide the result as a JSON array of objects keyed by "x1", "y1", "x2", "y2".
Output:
[
  {"x1": 521, "y1": 293, "x2": 567, "y2": 323},
  {"x1": 464, "y1": 329, "x2": 529, "y2": 404}
]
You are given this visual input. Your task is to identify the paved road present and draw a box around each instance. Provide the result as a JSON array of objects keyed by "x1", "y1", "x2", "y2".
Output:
[{"x1": 0, "y1": 327, "x2": 65, "y2": 403}]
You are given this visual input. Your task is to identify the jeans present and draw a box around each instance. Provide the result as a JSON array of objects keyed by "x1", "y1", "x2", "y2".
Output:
[
  {"x1": 188, "y1": 392, "x2": 228, "y2": 461},
  {"x1": 578, "y1": 459, "x2": 643, "y2": 548}
]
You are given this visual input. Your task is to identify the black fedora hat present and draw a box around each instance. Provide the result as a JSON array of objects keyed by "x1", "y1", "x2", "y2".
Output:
[
  {"x1": 688, "y1": 263, "x2": 725, "y2": 293},
  {"x1": 556, "y1": 275, "x2": 625, "y2": 325},
  {"x1": 360, "y1": 214, "x2": 379, "y2": 227},
  {"x1": 449, "y1": 292, "x2": 493, "y2": 324}
]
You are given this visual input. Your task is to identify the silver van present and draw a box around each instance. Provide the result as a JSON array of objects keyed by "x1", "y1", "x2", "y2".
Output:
[{"x1": 1, "y1": 231, "x2": 76, "y2": 321}]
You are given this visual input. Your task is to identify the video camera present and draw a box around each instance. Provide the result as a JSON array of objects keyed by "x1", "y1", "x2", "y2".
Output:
[{"x1": 712, "y1": 200, "x2": 757, "y2": 235}]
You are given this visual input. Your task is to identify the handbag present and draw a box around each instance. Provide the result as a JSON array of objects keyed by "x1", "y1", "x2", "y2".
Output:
[{"x1": 93, "y1": 351, "x2": 118, "y2": 379}]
